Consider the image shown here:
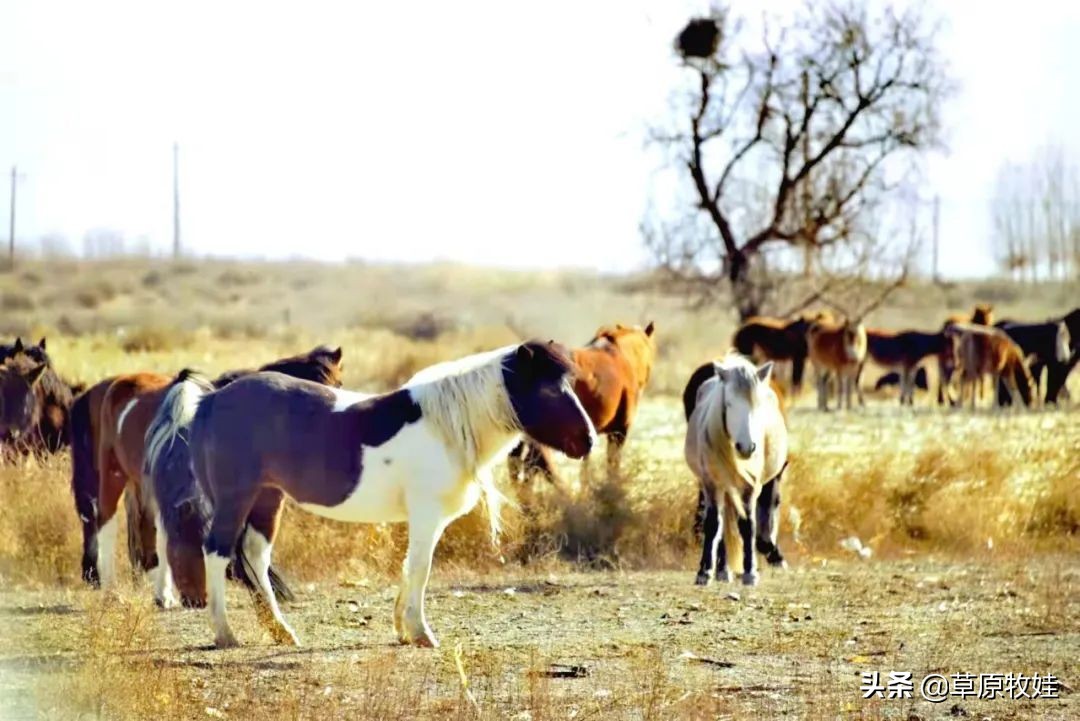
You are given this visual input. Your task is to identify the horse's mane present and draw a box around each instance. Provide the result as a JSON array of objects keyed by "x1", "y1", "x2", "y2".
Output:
[{"x1": 212, "y1": 345, "x2": 343, "y2": 389}]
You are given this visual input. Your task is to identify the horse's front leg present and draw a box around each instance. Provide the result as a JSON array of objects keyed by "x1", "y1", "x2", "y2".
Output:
[
  {"x1": 399, "y1": 503, "x2": 450, "y2": 648},
  {"x1": 755, "y1": 477, "x2": 786, "y2": 568},
  {"x1": 815, "y1": 369, "x2": 829, "y2": 412},
  {"x1": 606, "y1": 431, "x2": 626, "y2": 478},
  {"x1": 737, "y1": 488, "x2": 760, "y2": 586}
]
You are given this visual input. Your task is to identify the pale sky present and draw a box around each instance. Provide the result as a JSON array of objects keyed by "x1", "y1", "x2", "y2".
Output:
[{"x1": 2, "y1": 0, "x2": 1078, "y2": 276}]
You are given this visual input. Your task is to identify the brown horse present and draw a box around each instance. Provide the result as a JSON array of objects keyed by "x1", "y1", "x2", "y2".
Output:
[
  {"x1": 74, "y1": 345, "x2": 344, "y2": 590},
  {"x1": 939, "y1": 304, "x2": 994, "y2": 405},
  {"x1": 733, "y1": 313, "x2": 827, "y2": 393},
  {"x1": 947, "y1": 324, "x2": 1035, "y2": 409},
  {"x1": 856, "y1": 329, "x2": 956, "y2": 406},
  {"x1": 508, "y1": 322, "x2": 656, "y2": 483},
  {"x1": 806, "y1": 317, "x2": 867, "y2": 410},
  {"x1": 0, "y1": 346, "x2": 76, "y2": 456}
]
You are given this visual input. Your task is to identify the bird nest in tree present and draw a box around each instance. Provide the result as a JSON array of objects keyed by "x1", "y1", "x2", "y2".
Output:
[{"x1": 676, "y1": 18, "x2": 721, "y2": 60}]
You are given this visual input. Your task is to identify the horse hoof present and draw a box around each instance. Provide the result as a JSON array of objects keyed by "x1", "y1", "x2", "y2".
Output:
[
  {"x1": 715, "y1": 569, "x2": 733, "y2": 583},
  {"x1": 214, "y1": 632, "x2": 240, "y2": 649},
  {"x1": 694, "y1": 573, "x2": 710, "y2": 586},
  {"x1": 741, "y1": 572, "x2": 759, "y2": 587},
  {"x1": 413, "y1": 632, "x2": 439, "y2": 649}
]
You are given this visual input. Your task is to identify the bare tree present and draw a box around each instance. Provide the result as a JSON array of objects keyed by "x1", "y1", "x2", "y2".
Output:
[{"x1": 648, "y1": 2, "x2": 951, "y2": 319}]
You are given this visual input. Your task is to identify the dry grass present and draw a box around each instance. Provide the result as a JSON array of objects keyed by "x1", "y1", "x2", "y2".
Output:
[{"x1": 0, "y1": 259, "x2": 1077, "y2": 719}]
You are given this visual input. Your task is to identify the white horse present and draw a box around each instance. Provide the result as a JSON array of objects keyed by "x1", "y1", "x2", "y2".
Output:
[
  {"x1": 151, "y1": 341, "x2": 595, "y2": 649},
  {"x1": 685, "y1": 354, "x2": 788, "y2": 586}
]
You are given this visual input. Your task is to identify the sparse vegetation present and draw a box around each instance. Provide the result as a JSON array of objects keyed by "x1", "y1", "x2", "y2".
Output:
[{"x1": 0, "y1": 259, "x2": 1076, "y2": 719}]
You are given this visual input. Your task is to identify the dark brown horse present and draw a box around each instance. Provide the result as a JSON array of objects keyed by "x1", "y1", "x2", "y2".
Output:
[
  {"x1": 939, "y1": 305, "x2": 994, "y2": 405},
  {"x1": 71, "y1": 345, "x2": 344, "y2": 589},
  {"x1": 0, "y1": 344, "x2": 75, "y2": 456},
  {"x1": 732, "y1": 313, "x2": 825, "y2": 393},
  {"x1": 508, "y1": 322, "x2": 656, "y2": 483},
  {"x1": 856, "y1": 329, "x2": 956, "y2": 406}
]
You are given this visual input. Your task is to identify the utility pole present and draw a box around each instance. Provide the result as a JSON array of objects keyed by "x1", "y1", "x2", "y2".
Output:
[
  {"x1": 8, "y1": 165, "x2": 17, "y2": 268},
  {"x1": 172, "y1": 143, "x2": 181, "y2": 258},
  {"x1": 931, "y1": 194, "x2": 940, "y2": 283}
]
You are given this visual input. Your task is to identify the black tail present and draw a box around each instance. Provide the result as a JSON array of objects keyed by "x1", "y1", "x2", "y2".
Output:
[
  {"x1": 68, "y1": 390, "x2": 99, "y2": 585},
  {"x1": 232, "y1": 527, "x2": 295, "y2": 603}
]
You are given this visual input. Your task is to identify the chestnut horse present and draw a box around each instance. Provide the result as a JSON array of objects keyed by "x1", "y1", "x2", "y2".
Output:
[
  {"x1": 946, "y1": 323, "x2": 1035, "y2": 409},
  {"x1": 508, "y1": 322, "x2": 656, "y2": 483},
  {"x1": 806, "y1": 317, "x2": 867, "y2": 411},
  {"x1": 938, "y1": 304, "x2": 994, "y2": 405},
  {"x1": 73, "y1": 345, "x2": 343, "y2": 589},
  {"x1": 157, "y1": 341, "x2": 594, "y2": 648}
]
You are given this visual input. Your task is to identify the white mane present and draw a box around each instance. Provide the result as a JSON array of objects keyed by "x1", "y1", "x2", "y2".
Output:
[{"x1": 404, "y1": 345, "x2": 522, "y2": 540}]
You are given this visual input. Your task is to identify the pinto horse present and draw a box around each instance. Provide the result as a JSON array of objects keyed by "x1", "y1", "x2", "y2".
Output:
[
  {"x1": 508, "y1": 322, "x2": 655, "y2": 483},
  {"x1": 806, "y1": 317, "x2": 867, "y2": 411},
  {"x1": 685, "y1": 354, "x2": 788, "y2": 587},
  {"x1": 73, "y1": 345, "x2": 343, "y2": 589},
  {"x1": 0, "y1": 347, "x2": 75, "y2": 455},
  {"x1": 162, "y1": 341, "x2": 594, "y2": 649},
  {"x1": 995, "y1": 319, "x2": 1072, "y2": 406},
  {"x1": 856, "y1": 329, "x2": 956, "y2": 406}
]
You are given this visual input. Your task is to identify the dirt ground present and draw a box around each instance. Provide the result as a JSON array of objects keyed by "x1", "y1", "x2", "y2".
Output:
[{"x1": 1, "y1": 553, "x2": 1076, "y2": 720}]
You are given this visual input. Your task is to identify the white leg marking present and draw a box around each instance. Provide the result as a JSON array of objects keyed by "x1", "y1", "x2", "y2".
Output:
[
  {"x1": 204, "y1": 552, "x2": 238, "y2": 648},
  {"x1": 152, "y1": 512, "x2": 178, "y2": 609},
  {"x1": 242, "y1": 528, "x2": 299, "y2": 646},
  {"x1": 97, "y1": 514, "x2": 119, "y2": 590},
  {"x1": 399, "y1": 505, "x2": 450, "y2": 648}
]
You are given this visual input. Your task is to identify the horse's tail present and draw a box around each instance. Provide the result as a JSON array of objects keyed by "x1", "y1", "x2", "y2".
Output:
[
  {"x1": 68, "y1": 388, "x2": 100, "y2": 584},
  {"x1": 145, "y1": 370, "x2": 294, "y2": 603},
  {"x1": 233, "y1": 526, "x2": 296, "y2": 603}
]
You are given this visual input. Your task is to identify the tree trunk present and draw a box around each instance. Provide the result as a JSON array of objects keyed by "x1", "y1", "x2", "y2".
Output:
[{"x1": 727, "y1": 251, "x2": 762, "y2": 321}]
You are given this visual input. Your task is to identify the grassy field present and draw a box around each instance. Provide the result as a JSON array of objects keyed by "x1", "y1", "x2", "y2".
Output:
[{"x1": 0, "y1": 259, "x2": 1077, "y2": 719}]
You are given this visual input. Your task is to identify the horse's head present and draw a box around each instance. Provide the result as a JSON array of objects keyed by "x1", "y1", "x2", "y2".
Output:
[
  {"x1": 0, "y1": 361, "x2": 48, "y2": 441},
  {"x1": 841, "y1": 319, "x2": 867, "y2": 363},
  {"x1": 591, "y1": 321, "x2": 657, "y2": 389},
  {"x1": 0, "y1": 337, "x2": 49, "y2": 367},
  {"x1": 714, "y1": 357, "x2": 774, "y2": 460},
  {"x1": 1055, "y1": 321, "x2": 1072, "y2": 363},
  {"x1": 503, "y1": 340, "x2": 595, "y2": 459},
  {"x1": 972, "y1": 304, "x2": 994, "y2": 326},
  {"x1": 285, "y1": 345, "x2": 345, "y2": 388}
]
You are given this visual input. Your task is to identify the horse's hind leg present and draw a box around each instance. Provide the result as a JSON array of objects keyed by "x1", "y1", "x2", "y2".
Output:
[
  {"x1": 737, "y1": 489, "x2": 759, "y2": 586},
  {"x1": 695, "y1": 494, "x2": 720, "y2": 585},
  {"x1": 95, "y1": 450, "x2": 125, "y2": 590},
  {"x1": 755, "y1": 477, "x2": 786, "y2": 568},
  {"x1": 203, "y1": 491, "x2": 256, "y2": 649},
  {"x1": 242, "y1": 489, "x2": 298, "y2": 646}
]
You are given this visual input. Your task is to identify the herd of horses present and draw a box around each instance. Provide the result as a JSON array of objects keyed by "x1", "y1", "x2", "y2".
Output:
[{"x1": 0, "y1": 301, "x2": 1075, "y2": 649}]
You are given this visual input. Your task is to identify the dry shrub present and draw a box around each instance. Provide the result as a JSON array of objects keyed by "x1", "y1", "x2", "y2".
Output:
[
  {"x1": 2, "y1": 290, "x2": 35, "y2": 311},
  {"x1": 0, "y1": 456, "x2": 81, "y2": 587},
  {"x1": 119, "y1": 326, "x2": 191, "y2": 353}
]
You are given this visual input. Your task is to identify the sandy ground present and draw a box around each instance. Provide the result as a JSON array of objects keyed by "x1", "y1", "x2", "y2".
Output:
[{"x1": 1, "y1": 555, "x2": 1076, "y2": 719}]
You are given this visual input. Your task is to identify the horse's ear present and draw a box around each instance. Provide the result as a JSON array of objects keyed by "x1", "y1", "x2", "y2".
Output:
[
  {"x1": 757, "y1": 361, "x2": 774, "y2": 383},
  {"x1": 13, "y1": 337, "x2": 23, "y2": 352},
  {"x1": 516, "y1": 343, "x2": 535, "y2": 365},
  {"x1": 330, "y1": 346, "x2": 343, "y2": 364},
  {"x1": 38, "y1": 337, "x2": 46, "y2": 351},
  {"x1": 644, "y1": 321, "x2": 655, "y2": 337},
  {"x1": 25, "y1": 363, "x2": 47, "y2": 387}
]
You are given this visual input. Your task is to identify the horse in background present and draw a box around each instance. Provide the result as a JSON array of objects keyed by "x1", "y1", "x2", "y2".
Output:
[
  {"x1": 807, "y1": 317, "x2": 867, "y2": 410},
  {"x1": 1044, "y1": 308, "x2": 1080, "y2": 402},
  {"x1": 939, "y1": 304, "x2": 994, "y2": 405},
  {"x1": 0, "y1": 347, "x2": 75, "y2": 456},
  {"x1": 71, "y1": 345, "x2": 344, "y2": 590},
  {"x1": 995, "y1": 318, "x2": 1072, "y2": 406},
  {"x1": 0, "y1": 337, "x2": 51, "y2": 366},
  {"x1": 947, "y1": 323, "x2": 1036, "y2": 409},
  {"x1": 508, "y1": 322, "x2": 656, "y2": 484},
  {"x1": 874, "y1": 367, "x2": 929, "y2": 393},
  {"x1": 685, "y1": 354, "x2": 788, "y2": 587},
  {"x1": 733, "y1": 313, "x2": 826, "y2": 393},
  {"x1": 856, "y1": 329, "x2": 956, "y2": 406},
  {"x1": 168, "y1": 341, "x2": 593, "y2": 649}
]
